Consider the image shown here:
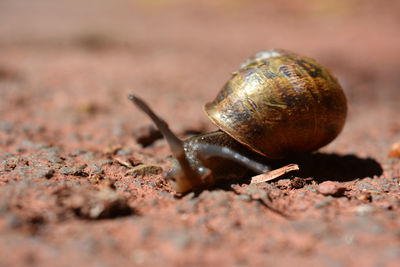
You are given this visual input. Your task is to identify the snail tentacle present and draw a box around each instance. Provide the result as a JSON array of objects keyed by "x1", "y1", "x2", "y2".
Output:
[
  {"x1": 128, "y1": 94, "x2": 200, "y2": 184},
  {"x1": 196, "y1": 143, "x2": 270, "y2": 174}
]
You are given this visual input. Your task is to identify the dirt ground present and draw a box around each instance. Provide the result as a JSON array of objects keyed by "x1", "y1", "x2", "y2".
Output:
[{"x1": 1, "y1": 0, "x2": 400, "y2": 266}]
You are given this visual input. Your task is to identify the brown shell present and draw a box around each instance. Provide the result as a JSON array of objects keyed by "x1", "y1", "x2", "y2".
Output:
[{"x1": 204, "y1": 49, "x2": 347, "y2": 159}]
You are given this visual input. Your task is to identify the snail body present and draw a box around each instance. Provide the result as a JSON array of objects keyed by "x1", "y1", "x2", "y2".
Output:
[{"x1": 129, "y1": 49, "x2": 347, "y2": 193}]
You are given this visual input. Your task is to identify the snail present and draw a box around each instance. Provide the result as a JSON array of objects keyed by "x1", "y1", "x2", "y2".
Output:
[{"x1": 128, "y1": 49, "x2": 347, "y2": 193}]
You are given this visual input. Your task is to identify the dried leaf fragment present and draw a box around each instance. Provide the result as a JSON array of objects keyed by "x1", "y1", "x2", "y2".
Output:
[
  {"x1": 114, "y1": 157, "x2": 134, "y2": 168},
  {"x1": 250, "y1": 164, "x2": 299, "y2": 184}
]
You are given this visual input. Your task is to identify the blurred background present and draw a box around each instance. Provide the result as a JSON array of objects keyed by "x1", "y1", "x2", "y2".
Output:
[
  {"x1": 0, "y1": 0, "x2": 399, "y2": 158},
  {"x1": 1, "y1": 2, "x2": 400, "y2": 266}
]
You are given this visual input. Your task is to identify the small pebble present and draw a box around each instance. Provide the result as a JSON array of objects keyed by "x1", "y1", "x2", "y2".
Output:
[
  {"x1": 318, "y1": 181, "x2": 343, "y2": 196},
  {"x1": 126, "y1": 164, "x2": 162, "y2": 177}
]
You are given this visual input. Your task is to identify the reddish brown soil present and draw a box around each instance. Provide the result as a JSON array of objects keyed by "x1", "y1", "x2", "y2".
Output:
[{"x1": 1, "y1": 0, "x2": 400, "y2": 266}]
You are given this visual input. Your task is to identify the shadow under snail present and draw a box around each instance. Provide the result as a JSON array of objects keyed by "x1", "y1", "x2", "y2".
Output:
[{"x1": 128, "y1": 49, "x2": 347, "y2": 193}]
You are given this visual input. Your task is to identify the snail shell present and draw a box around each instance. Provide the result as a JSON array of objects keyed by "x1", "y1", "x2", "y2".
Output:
[{"x1": 204, "y1": 49, "x2": 347, "y2": 159}]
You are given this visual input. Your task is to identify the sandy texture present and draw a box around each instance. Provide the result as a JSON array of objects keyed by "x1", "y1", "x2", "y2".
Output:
[{"x1": 0, "y1": 0, "x2": 400, "y2": 266}]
